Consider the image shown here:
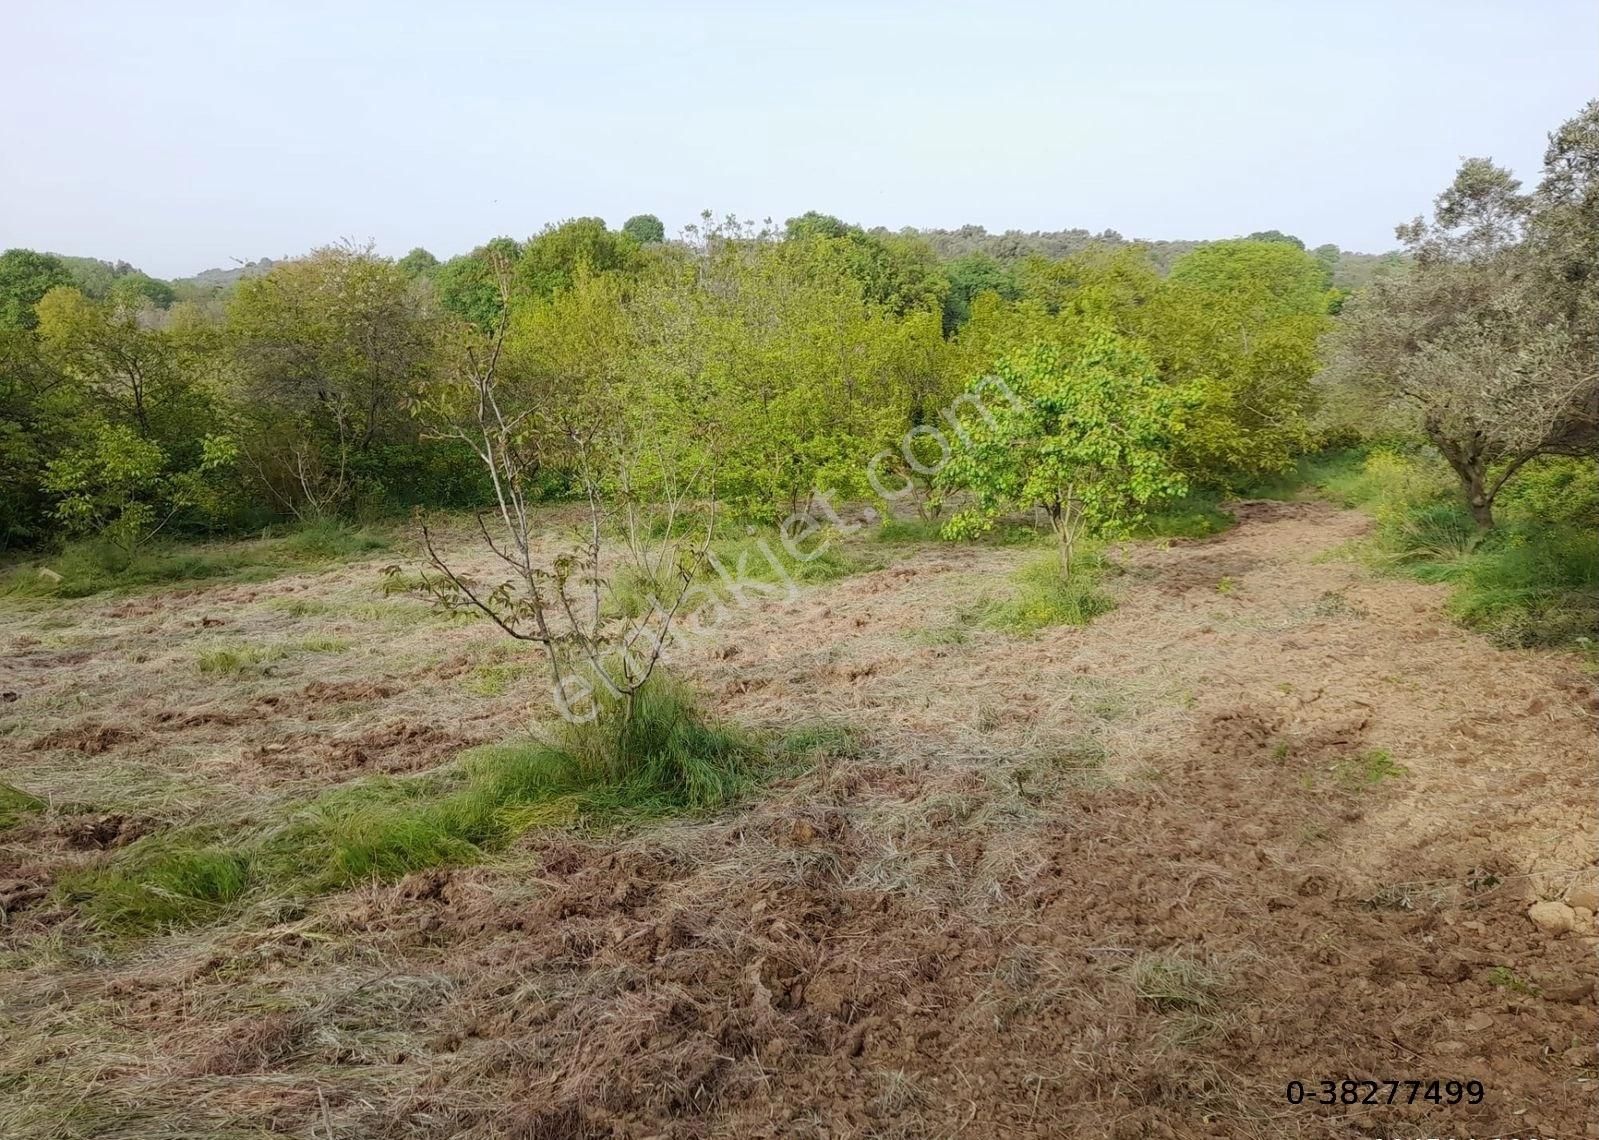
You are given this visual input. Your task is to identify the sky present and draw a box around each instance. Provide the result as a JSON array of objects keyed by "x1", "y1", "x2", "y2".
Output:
[{"x1": 3, "y1": 1, "x2": 1594, "y2": 279}]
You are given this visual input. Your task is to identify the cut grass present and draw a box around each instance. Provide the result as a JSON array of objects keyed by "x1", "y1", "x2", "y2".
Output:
[{"x1": 983, "y1": 550, "x2": 1115, "y2": 632}]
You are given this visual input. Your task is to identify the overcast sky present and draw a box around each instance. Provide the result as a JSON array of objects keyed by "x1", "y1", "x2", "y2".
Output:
[{"x1": 4, "y1": 1, "x2": 1593, "y2": 279}]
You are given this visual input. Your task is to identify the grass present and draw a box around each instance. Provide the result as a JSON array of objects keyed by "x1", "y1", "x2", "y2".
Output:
[
  {"x1": 61, "y1": 675, "x2": 811, "y2": 931},
  {"x1": 1332, "y1": 748, "x2": 1406, "y2": 789},
  {"x1": 983, "y1": 549, "x2": 1116, "y2": 632},
  {"x1": 874, "y1": 516, "x2": 945, "y2": 543},
  {"x1": 1135, "y1": 492, "x2": 1235, "y2": 539},
  {"x1": 0, "y1": 782, "x2": 45, "y2": 830},
  {"x1": 62, "y1": 841, "x2": 253, "y2": 930},
  {"x1": 1263, "y1": 448, "x2": 1599, "y2": 649},
  {"x1": 1128, "y1": 950, "x2": 1225, "y2": 1012},
  {"x1": 0, "y1": 520, "x2": 391, "y2": 601},
  {"x1": 196, "y1": 643, "x2": 289, "y2": 675}
]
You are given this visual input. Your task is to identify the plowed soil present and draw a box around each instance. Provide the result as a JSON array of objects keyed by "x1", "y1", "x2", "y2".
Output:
[{"x1": 1, "y1": 500, "x2": 1594, "y2": 1138}]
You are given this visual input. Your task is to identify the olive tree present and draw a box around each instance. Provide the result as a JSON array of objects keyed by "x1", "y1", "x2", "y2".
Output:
[{"x1": 1325, "y1": 142, "x2": 1597, "y2": 528}]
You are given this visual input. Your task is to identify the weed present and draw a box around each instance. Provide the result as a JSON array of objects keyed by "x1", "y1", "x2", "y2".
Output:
[
  {"x1": 984, "y1": 550, "x2": 1115, "y2": 632},
  {"x1": 874, "y1": 517, "x2": 944, "y2": 543},
  {"x1": 296, "y1": 635, "x2": 349, "y2": 654},
  {"x1": 1215, "y1": 576, "x2": 1235, "y2": 594},
  {"x1": 1332, "y1": 749, "x2": 1406, "y2": 789},
  {"x1": 1485, "y1": 966, "x2": 1538, "y2": 995}
]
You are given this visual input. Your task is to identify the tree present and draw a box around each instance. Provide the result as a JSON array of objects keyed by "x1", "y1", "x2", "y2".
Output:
[
  {"x1": 108, "y1": 273, "x2": 176, "y2": 310},
  {"x1": 1144, "y1": 240, "x2": 1332, "y2": 484},
  {"x1": 435, "y1": 237, "x2": 521, "y2": 330},
  {"x1": 229, "y1": 244, "x2": 440, "y2": 516},
  {"x1": 938, "y1": 331, "x2": 1192, "y2": 578},
  {"x1": 622, "y1": 214, "x2": 666, "y2": 245},
  {"x1": 783, "y1": 212, "x2": 950, "y2": 316},
  {"x1": 1325, "y1": 149, "x2": 1596, "y2": 527},
  {"x1": 397, "y1": 247, "x2": 441, "y2": 278},
  {"x1": 1246, "y1": 230, "x2": 1306, "y2": 249},
  {"x1": 418, "y1": 271, "x2": 716, "y2": 737},
  {"x1": 515, "y1": 218, "x2": 642, "y2": 300},
  {"x1": 942, "y1": 252, "x2": 1018, "y2": 332},
  {"x1": 0, "y1": 249, "x2": 72, "y2": 330}
]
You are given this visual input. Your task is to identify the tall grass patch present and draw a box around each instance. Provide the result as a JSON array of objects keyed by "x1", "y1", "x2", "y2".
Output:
[{"x1": 985, "y1": 549, "x2": 1116, "y2": 632}]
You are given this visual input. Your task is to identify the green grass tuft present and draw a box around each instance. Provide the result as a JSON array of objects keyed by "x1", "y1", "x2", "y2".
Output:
[
  {"x1": 0, "y1": 782, "x2": 46, "y2": 830},
  {"x1": 984, "y1": 550, "x2": 1116, "y2": 632},
  {"x1": 64, "y1": 843, "x2": 252, "y2": 930},
  {"x1": 1332, "y1": 749, "x2": 1407, "y2": 789}
]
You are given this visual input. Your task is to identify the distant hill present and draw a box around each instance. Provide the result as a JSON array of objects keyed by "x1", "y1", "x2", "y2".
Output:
[{"x1": 171, "y1": 258, "x2": 280, "y2": 295}]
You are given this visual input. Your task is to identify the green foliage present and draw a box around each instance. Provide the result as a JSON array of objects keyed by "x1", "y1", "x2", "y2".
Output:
[
  {"x1": 622, "y1": 214, "x2": 666, "y2": 244},
  {"x1": 515, "y1": 217, "x2": 642, "y2": 300},
  {"x1": 0, "y1": 249, "x2": 72, "y2": 330},
  {"x1": 942, "y1": 253, "x2": 1018, "y2": 331},
  {"x1": 1144, "y1": 240, "x2": 1330, "y2": 485},
  {"x1": 938, "y1": 333, "x2": 1192, "y2": 577}
]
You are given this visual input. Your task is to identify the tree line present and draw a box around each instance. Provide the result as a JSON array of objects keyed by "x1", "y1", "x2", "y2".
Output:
[{"x1": 0, "y1": 100, "x2": 1592, "y2": 564}]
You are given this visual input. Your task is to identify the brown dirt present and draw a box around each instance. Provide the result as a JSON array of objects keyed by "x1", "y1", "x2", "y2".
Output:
[{"x1": 0, "y1": 500, "x2": 1594, "y2": 1138}]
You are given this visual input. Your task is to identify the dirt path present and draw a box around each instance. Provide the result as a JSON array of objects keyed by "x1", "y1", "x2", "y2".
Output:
[{"x1": 2, "y1": 500, "x2": 1594, "y2": 1138}]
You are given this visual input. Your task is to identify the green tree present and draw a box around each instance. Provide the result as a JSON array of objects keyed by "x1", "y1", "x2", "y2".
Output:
[
  {"x1": 397, "y1": 247, "x2": 440, "y2": 278},
  {"x1": 938, "y1": 331, "x2": 1192, "y2": 578},
  {"x1": 942, "y1": 252, "x2": 1018, "y2": 332},
  {"x1": 435, "y1": 237, "x2": 521, "y2": 330},
  {"x1": 515, "y1": 218, "x2": 642, "y2": 299},
  {"x1": 622, "y1": 214, "x2": 666, "y2": 244},
  {"x1": 0, "y1": 249, "x2": 72, "y2": 330},
  {"x1": 1144, "y1": 240, "x2": 1332, "y2": 484},
  {"x1": 229, "y1": 244, "x2": 440, "y2": 516},
  {"x1": 1327, "y1": 146, "x2": 1596, "y2": 527}
]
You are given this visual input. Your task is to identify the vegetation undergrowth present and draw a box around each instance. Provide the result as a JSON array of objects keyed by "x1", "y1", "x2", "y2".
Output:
[
  {"x1": 1134, "y1": 491, "x2": 1235, "y2": 539},
  {"x1": 984, "y1": 547, "x2": 1116, "y2": 632},
  {"x1": 1264, "y1": 448, "x2": 1598, "y2": 649},
  {"x1": 0, "y1": 519, "x2": 390, "y2": 601},
  {"x1": 60, "y1": 676, "x2": 840, "y2": 932}
]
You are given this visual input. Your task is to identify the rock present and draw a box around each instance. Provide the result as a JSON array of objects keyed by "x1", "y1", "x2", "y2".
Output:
[
  {"x1": 1567, "y1": 882, "x2": 1599, "y2": 911},
  {"x1": 1528, "y1": 900, "x2": 1577, "y2": 935}
]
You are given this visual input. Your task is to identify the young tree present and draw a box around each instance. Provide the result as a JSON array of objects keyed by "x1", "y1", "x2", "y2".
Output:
[
  {"x1": 938, "y1": 330, "x2": 1192, "y2": 578},
  {"x1": 417, "y1": 275, "x2": 716, "y2": 736}
]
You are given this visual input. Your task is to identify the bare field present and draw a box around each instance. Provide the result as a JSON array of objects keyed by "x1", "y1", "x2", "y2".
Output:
[{"x1": 1, "y1": 500, "x2": 1595, "y2": 1138}]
